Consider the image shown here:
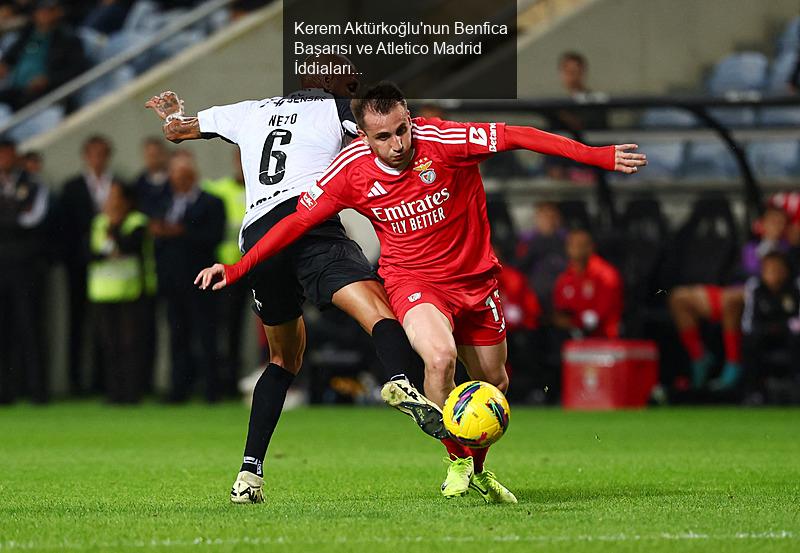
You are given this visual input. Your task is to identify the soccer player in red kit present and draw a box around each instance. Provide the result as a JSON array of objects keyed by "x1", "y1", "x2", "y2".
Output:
[{"x1": 197, "y1": 82, "x2": 646, "y2": 503}]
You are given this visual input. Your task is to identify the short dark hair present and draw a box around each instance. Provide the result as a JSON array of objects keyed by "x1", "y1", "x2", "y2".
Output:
[
  {"x1": 83, "y1": 134, "x2": 112, "y2": 154},
  {"x1": 0, "y1": 138, "x2": 17, "y2": 151},
  {"x1": 350, "y1": 82, "x2": 407, "y2": 129},
  {"x1": 762, "y1": 250, "x2": 791, "y2": 272},
  {"x1": 559, "y1": 51, "x2": 587, "y2": 68}
]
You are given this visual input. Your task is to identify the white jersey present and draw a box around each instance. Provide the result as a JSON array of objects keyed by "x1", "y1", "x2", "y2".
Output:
[{"x1": 197, "y1": 89, "x2": 357, "y2": 248}]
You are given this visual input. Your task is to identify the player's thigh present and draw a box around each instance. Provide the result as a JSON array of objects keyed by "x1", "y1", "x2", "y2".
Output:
[
  {"x1": 402, "y1": 302, "x2": 457, "y2": 371},
  {"x1": 676, "y1": 285, "x2": 717, "y2": 319},
  {"x1": 293, "y1": 225, "x2": 381, "y2": 325},
  {"x1": 457, "y1": 342, "x2": 509, "y2": 392},
  {"x1": 332, "y1": 279, "x2": 396, "y2": 333}
]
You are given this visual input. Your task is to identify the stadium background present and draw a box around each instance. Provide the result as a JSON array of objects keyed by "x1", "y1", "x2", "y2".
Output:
[
  {"x1": 2, "y1": 0, "x2": 798, "y2": 405},
  {"x1": 2, "y1": 2, "x2": 800, "y2": 551}
]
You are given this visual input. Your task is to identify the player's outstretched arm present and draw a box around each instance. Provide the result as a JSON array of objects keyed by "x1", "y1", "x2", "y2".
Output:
[
  {"x1": 195, "y1": 195, "x2": 342, "y2": 291},
  {"x1": 144, "y1": 91, "x2": 202, "y2": 143},
  {"x1": 503, "y1": 125, "x2": 647, "y2": 174}
]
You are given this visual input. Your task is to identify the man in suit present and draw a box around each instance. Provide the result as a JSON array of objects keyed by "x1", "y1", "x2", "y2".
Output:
[
  {"x1": 150, "y1": 150, "x2": 225, "y2": 403},
  {"x1": 0, "y1": 139, "x2": 50, "y2": 403},
  {"x1": 57, "y1": 134, "x2": 115, "y2": 395}
]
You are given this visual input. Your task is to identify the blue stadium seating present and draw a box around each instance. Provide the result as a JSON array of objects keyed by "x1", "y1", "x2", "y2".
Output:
[
  {"x1": 640, "y1": 108, "x2": 699, "y2": 128},
  {"x1": 707, "y1": 52, "x2": 769, "y2": 95},
  {"x1": 777, "y1": 16, "x2": 800, "y2": 55},
  {"x1": 746, "y1": 140, "x2": 800, "y2": 180},
  {"x1": 683, "y1": 140, "x2": 739, "y2": 180}
]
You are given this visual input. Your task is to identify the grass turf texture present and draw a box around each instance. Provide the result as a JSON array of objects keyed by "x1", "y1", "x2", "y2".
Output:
[{"x1": 0, "y1": 405, "x2": 798, "y2": 552}]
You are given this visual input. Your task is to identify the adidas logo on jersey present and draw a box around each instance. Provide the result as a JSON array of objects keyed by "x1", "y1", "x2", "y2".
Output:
[{"x1": 367, "y1": 181, "x2": 388, "y2": 198}]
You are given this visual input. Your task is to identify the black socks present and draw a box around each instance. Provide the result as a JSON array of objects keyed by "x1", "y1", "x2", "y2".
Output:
[
  {"x1": 240, "y1": 363, "x2": 295, "y2": 477},
  {"x1": 371, "y1": 318, "x2": 424, "y2": 388}
]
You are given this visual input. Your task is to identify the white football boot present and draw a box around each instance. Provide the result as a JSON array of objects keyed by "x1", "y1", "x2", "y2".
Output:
[
  {"x1": 230, "y1": 471, "x2": 264, "y2": 504},
  {"x1": 381, "y1": 374, "x2": 447, "y2": 439}
]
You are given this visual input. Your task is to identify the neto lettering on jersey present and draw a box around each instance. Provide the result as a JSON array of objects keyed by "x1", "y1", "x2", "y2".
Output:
[{"x1": 268, "y1": 113, "x2": 298, "y2": 126}]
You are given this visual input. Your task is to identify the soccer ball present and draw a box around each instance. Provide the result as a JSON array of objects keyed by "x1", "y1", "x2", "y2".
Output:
[{"x1": 443, "y1": 381, "x2": 510, "y2": 448}]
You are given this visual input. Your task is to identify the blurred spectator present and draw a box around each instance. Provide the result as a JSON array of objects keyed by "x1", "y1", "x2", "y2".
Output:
[
  {"x1": 416, "y1": 103, "x2": 445, "y2": 120},
  {"x1": 202, "y1": 147, "x2": 247, "y2": 397},
  {"x1": 0, "y1": 138, "x2": 49, "y2": 403},
  {"x1": 669, "y1": 206, "x2": 790, "y2": 392},
  {"x1": 133, "y1": 136, "x2": 171, "y2": 217},
  {"x1": 21, "y1": 150, "x2": 41, "y2": 175},
  {"x1": 81, "y1": 0, "x2": 132, "y2": 35},
  {"x1": 495, "y1": 251, "x2": 542, "y2": 402},
  {"x1": 0, "y1": 0, "x2": 86, "y2": 110},
  {"x1": 741, "y1": 252, "x2": 800, "y2": 401},
  {"x1": 151, "y1": 151, "x2": 224, "y2": 403},
  {"x1": 515, "y1": 201, "x2": 567, "y2": 317},
  {"x1": 546, "y1": 51, "x2": 607, "y2": 183},
  {"x1": 553, "y1": 229, "x2": 623, "y2": 339},
  {"x1": 88, "y1": 182, "x2": 154, "y2": 404},
  {"x1": 57, "y1": 134, "x2": 116, "y2": 395},
  {"x1": 0, "y1": 2, "x2": 28, "y2": 40}
]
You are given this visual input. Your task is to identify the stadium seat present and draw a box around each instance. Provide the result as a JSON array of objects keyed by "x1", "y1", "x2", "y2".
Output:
[
  {"x1": 746, "y1": 140, "x2": 800, "y2": 180},
  {"x1": 707, "y1": 107, "x2": 758, "y2": 127},
  {"x1": 669, "y1": 196, "x2": 739, "y2": 285},
  {"x1": 8, "y1": 106, "x2": 65, "y2": 142},
  {"x1": 683, "y1": 140, "x2": 739, "y2": 180},
  {"x1": 707, "y1": 52, "x2": 769, "y2": 96},
  {"x1": 77, "y1": 27, "x2": 107, "y2": 65},
  {"x1": 640, "y1": 108, "x2": 698, "y2": 128},
  {"x1": 777, "y1": 16, "x2": 800, "y2": 55},
  {"x1": 78, "y1": 65, "x2": 137, "y2": 107},
  {"x1": 557, "y1": 200, "x2": 592, "y2": 230}
]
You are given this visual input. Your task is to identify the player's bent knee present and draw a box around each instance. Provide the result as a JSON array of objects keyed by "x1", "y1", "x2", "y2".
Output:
[
  {"x1": 423, "y1": 344, "x2": 457, "y2": 373},
  {"x1": 489, "y1": 371, "x2": 509, "y2": 393},
  {"x1": 269, "y1": 353, "x2": 303, "y2": 375}
]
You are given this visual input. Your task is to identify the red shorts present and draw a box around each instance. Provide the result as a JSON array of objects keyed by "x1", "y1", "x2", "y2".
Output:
[
  {"x1": 702, "y1": 285, "x2": 723, "y2": 323},
  {"x1": 384, "y1": 275, "x2": 507, "y2": 346}
]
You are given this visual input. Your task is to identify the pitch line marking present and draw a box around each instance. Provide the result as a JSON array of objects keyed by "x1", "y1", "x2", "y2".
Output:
[{"x1": 0, "y1": 531, "x2": 796, "y2": 549}]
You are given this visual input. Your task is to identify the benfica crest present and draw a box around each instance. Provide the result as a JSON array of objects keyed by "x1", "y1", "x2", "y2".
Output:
[{"x1": 413, "y1": 157, "x2": 437, "y2": 184}]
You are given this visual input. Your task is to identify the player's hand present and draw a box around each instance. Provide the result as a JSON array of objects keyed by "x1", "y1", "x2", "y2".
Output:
[
  {"x1": 613, "y1": 144, "x2": 647, "y2": 174},
  {"x1": 194, "y1": 263, "x2": 228, "y2": 291},
  {"x1": 145, "y1": 91, "x2": 184, "y2": 121}
]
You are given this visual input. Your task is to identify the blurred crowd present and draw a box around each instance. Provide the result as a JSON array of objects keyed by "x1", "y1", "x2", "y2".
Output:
[
  {"x1": 0, "y1": 0, "x2": 269, "y2": 118},
  {"x1": 2, "y1": 129, "x2": 799, "y2": 406}
]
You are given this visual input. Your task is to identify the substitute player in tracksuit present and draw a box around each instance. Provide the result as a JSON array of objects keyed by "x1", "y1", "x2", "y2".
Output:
[{"x1": 197, "y1": 82, "x2": 647, "y2": 503}]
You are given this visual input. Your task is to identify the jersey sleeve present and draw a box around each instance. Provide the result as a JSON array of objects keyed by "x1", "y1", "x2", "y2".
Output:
[
  {"x1": 223, "y1": 166, "x2": 352, "y2": 285},
  {"x1": 197, "y1": 100, "x2": 258, "y2": 144},
  {"x1": 412, "y1": 117, "x2": 507, "y2": 165}
]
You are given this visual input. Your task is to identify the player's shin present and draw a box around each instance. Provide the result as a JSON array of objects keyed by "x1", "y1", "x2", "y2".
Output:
[{"x1": 240, "y1": 363, "x2": 295, "y2": 477}]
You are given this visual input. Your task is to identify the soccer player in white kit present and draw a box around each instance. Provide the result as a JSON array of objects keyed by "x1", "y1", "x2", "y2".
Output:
[{"x1": 145, "y1": 58, "x2": 441, "y2": 504}]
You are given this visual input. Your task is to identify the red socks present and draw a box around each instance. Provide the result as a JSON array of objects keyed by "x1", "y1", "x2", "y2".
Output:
[
  {"x1": 441, "y1": 437, "x2": 469, "y2": 460},
  {"x1": 723, "y1": 329, "x2": 742, "y2": 363},
  {"x1": 441, "y1": 438, "x2": 490, "y2": 473},
  {"x1": 469, "y1": 447, "x2": 489, "y2": 473},
  {"x1": 679, "y1": 327, "x2": 705, "y2": 361}
]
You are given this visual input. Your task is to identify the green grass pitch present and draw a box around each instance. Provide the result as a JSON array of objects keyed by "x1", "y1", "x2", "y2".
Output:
[{"x1": 1, "y1": 404, "x2": 798, "y2": 552}]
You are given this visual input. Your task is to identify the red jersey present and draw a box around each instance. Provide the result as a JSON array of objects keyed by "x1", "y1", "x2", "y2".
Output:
[
  {"x1": 296, "y1": 117, "x2": 506, "y2": 283},
  {"x1": 223, "y1": 117, "x2": 615, "y2": 287},
  {"x1": 553, "y1": 254, "x2": 623, "y2": 338}
]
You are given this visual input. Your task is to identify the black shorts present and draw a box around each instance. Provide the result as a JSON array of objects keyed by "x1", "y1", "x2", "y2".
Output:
[{"x1": 241, "y1": 197, "x2": 378, "y2": 326}]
